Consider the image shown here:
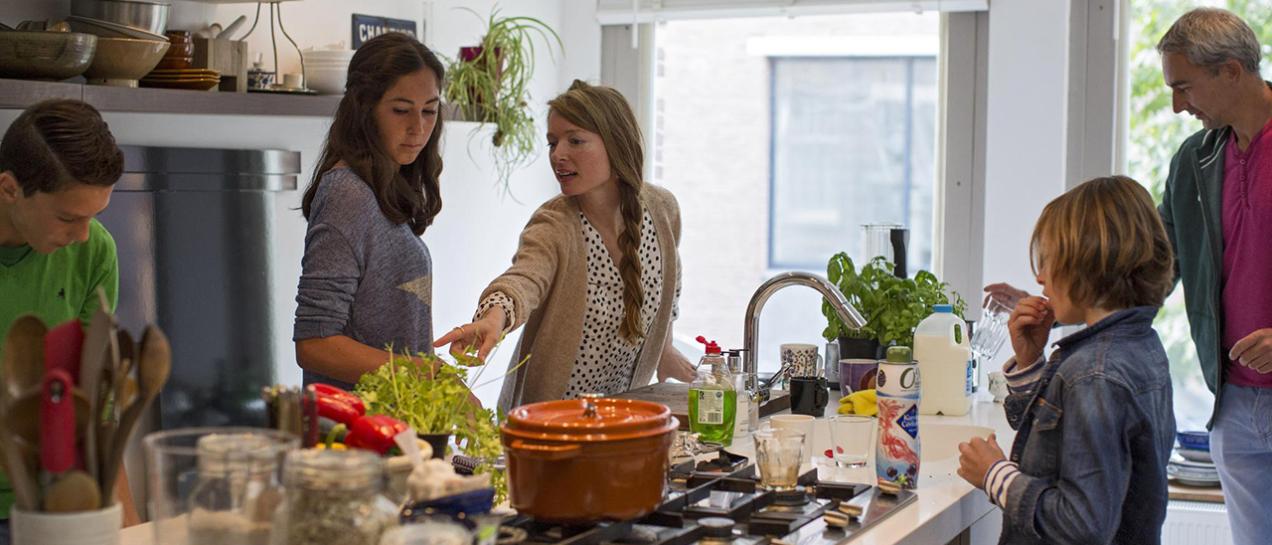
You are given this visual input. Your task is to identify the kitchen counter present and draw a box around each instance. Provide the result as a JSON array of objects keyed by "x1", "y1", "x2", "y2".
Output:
[
  {"x1": 752, "y1": 394, "x2": 1014, "y2": 545},
  {"x1": 119, "y1": 395, "x2": 1015, "y2": 545}
]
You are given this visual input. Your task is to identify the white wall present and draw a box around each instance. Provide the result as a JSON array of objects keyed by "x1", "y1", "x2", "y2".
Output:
[
  {"x1": 3, "y1": 0, "x2": 602, "y2": 406},
  {"x1": 979, "y1": 0, "x2": 1071, "y2": 367}
]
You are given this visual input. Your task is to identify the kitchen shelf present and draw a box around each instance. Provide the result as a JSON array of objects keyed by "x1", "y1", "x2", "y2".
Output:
[{"x1": 0, "y1": 77, "x2": 342, "y2": 117}]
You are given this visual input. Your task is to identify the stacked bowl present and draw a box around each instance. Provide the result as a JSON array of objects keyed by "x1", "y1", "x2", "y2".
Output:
[
  {"x1": 1168, "y1": 430, "x2": 1219, "y2": 488},
  {"x1": 303, "y1": 48, "x2": 355, "y2": 94},
  {"x1": 69, "y1": 0, "x2": 171, "y2": 87}
]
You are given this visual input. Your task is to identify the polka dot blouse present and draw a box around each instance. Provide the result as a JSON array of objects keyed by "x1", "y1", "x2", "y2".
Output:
[{"x1": 477, "y1": 209, "x2": 680, "y2": 398}]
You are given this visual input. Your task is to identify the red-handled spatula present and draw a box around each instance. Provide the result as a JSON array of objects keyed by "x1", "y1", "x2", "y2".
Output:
[
  {"x1": 43, "y1": 320, "x2": 83, "y2": 383},
  {"x1": 39, "y1": 368, "x2": 99, "y2": 512}
]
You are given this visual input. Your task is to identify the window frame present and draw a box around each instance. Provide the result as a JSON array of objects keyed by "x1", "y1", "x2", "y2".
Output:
[
  {"x1": 601, "y1": 11, "x2": 989, "y2": 318},
  {"x1": 764, "y1": 54, "x2": 938, "y2": 271}
]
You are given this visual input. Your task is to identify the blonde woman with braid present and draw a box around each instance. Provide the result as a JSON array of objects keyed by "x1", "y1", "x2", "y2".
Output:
[{"x1": 435, "y1": 80, "x2": 695, "y2": 411}]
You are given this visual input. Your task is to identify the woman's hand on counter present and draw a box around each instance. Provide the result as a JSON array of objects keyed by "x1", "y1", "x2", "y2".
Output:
[
  {"x1": 657, "y1": 343, "x2": 696, "y2": 383},
  {"x1": 957, "y1": 433, "x2": 1007, "y2": 489},
  {"x1": 434, "y1": 307, "x2": 506, "y2": 363},
  {"x1": 1008, "y1": 296, "x2": 1054, "y2": 367}
]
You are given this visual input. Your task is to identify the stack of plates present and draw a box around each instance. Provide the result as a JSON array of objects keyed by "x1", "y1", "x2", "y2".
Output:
[
  {"x1": 1167, "y1": 455, "x2": 1220, "y2": 487},
  {"x1": 140, "y1": 68, "x2": 220, "y2": 90}
]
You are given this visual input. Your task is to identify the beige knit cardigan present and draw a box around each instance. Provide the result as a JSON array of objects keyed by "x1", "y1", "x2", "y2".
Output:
[{"x1": 488, "y1": 184, "x2": 682, "y2": 412}]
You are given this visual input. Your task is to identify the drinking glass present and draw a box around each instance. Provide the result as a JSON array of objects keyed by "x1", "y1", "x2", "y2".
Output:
[
  {"x1": 753, "y1": 428, "x2": 805, "y2": 491},
  {"x1": 971, "y1": 299, "x2": 1011, "y2": 365},
  {"x1": 827, "y1": 415, "x2": 874, "y2": 469}
]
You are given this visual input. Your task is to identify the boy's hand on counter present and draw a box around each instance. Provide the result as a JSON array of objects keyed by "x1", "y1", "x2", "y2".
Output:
[
  {"x1": 957, "y1": 433, "x2": 1006, "y2": 489},
  {"x1": 1231, "y1": 328, "x2": 1272, "y2": 373},
  {"x1": 1008, "y1": 296, "x2": 1055, "y2": 367}
]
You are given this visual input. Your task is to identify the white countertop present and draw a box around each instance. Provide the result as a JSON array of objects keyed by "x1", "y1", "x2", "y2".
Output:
[
  {"x1": 716, "y1": 394, "x2": 1012, "y2": 545},
  {"x1": 120, "y1": 395, "x2": 1015, "y2": 545},
  {"x1": 835, "y1": 396, "x2": 1012, "y2": 545}
]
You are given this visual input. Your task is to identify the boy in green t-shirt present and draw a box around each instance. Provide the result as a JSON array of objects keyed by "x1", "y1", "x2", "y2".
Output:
[{"x1": 0, "y1": 100, "x2": 136, "y2": 533}]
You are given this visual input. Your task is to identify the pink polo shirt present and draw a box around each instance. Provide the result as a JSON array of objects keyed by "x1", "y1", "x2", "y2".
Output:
[{"x1": 1221, "y1": 117, "x2": 1272, "y2": 388}]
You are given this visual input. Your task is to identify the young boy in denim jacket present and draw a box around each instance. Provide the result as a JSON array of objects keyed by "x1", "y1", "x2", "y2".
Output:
[{"x1": 957, "y1": 176, "x2": 1176, "y2": 545}]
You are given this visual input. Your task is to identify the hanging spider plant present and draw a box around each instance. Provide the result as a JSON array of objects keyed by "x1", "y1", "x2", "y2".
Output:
[{"x1": 445, "y1": 7, "x2": 564, "y2": 193}]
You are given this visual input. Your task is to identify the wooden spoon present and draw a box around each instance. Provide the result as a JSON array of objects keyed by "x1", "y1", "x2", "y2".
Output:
[
  {"x1": 0, "y1": 315, "x2": 46, "y2": 511},
  {"x1": 79, "y1": 292, "x2": 117, "y2": 483},
  {"x1": 3, "y1": 315, "x2": 46, "y2": 400},
  {"x1": 101, "y1": 325, "x2": 170, "y2": 499},
  {"x1": 42, "y1": 470, "x2": 100, "y2": 512}
]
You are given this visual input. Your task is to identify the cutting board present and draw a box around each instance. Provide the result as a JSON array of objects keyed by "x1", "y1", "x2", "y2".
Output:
[
  {"x1": 1168, "y1": 479, "x2": 1224, "y2": 504},
  {"x1": 614, "y1": 383, "x2": 791, "y2": 429}
]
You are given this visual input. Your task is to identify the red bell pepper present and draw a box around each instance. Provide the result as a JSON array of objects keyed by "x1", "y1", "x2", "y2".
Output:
[
  {"x1": 344, "y1": 414, "x2": 410, "y2": 455},
  {"x1": 307, "y1": 383, "x2": 366, "y2": 426}
]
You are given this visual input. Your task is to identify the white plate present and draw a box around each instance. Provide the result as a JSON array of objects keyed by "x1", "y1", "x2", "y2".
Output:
[
  {"x1": 1176, "y1": 448, "x2": 1213, "y2": 463},
  {"x1": 1171, "y1": 476, "x2": 1221, "y2": 488}
]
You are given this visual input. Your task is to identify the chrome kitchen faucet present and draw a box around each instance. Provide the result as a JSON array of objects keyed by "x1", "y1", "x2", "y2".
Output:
[{"x1": 742, "y1": 272, "x2": 867, "y2": 400}]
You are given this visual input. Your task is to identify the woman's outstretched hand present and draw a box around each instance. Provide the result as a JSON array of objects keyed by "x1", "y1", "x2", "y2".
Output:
[{"x1": 434, "y1": 307, "x2": 506, "y2": 363}]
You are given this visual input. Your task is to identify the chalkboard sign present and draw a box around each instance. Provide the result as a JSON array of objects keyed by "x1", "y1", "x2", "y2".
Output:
[{"x1": 351, "y1": 14, "x2": 419, "y2": 49}]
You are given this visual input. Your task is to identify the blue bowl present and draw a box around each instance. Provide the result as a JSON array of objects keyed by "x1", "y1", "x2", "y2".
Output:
[
  {"x1": 400, "y1": 487, "x2": 496, "y2": 526},
  {"x1": 1176, "y1": 430, "x2": 1210, "y2": 452}
]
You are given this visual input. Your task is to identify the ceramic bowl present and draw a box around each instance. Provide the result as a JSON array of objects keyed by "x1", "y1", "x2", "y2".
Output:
[
  {"x1": 1176, "y1": 430, "x2": 1210, "y2": 452},
  {"x1": 0, "y1": 31, "x2": 98, "y2": 80},
  {"x1": 1176, "y1": 447, "x2": 1213, "y2": 463},
  {"x1": 71, "y1": 0, "x2": 169, "y2": 36},
  {"x1": 83, "y1": 36, "x2": 169, "y2": 86}
]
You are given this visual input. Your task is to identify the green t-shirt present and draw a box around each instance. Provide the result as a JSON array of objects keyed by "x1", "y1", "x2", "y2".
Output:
[{"x1": 0, "y1": 218, "x2": 119, "y2": 517}]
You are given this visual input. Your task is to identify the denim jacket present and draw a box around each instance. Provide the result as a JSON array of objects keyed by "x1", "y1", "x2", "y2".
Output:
[{"x1": 998, "y1": 307, "x2": 1175, "y2": 545}]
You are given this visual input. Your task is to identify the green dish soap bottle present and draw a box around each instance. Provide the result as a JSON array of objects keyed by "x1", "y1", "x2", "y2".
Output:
[{"x1": 689, "y1": 336, "x2": 736, "y2": 446}]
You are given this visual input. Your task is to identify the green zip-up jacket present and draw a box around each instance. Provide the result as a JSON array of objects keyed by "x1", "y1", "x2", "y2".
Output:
[{"x1": 1159, "y1": 124, "x2": 1231, "y2": 428}]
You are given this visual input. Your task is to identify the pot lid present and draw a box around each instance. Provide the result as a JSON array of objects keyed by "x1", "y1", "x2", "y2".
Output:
[{"x1": 503, "y1": 394, "x2": 675, "y2": 442}]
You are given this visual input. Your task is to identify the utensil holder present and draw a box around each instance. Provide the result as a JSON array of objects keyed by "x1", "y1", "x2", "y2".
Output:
[{"x1": 10, "y1": 502, "x2": 122, "y2": 545}]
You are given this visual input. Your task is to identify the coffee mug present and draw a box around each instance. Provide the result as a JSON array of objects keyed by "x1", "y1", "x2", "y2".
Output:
[
  {"x1": 780, "y1": 343, "x2": 821, "y2": 378},
  {"x1": 838, "y1": 358, "x2": 879, "y2": 393},
  {"x1": 790, "y1": 376, "x2": 829, "y2": 416}
]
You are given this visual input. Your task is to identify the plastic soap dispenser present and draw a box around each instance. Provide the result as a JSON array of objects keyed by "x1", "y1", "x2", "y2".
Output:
[{"x1": 689, "y1": 336, "x2": 737, "y2": 446}]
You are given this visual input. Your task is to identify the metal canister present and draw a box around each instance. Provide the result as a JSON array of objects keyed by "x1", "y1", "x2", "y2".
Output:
[
  {"x1": 824, "y1": 341, "x2": 841, "y2": 387},
  {"x1": 876, "y1": 346, "x2": 921, "y2": 489}
]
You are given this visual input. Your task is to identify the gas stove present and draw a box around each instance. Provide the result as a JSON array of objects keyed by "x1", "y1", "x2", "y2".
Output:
[{"x1": 494, "y1": 454, "x2": 916, "y2": 545}]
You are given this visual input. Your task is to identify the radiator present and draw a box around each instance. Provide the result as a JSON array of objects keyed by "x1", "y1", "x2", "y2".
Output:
[{"x1": 1163, "y1": 501, "x2": 1232, "y2": 545}]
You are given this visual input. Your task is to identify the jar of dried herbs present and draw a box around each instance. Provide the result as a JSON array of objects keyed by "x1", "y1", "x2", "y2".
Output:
[{"x1": 280, "y1": 449, "x2": 397, "y2": 545}]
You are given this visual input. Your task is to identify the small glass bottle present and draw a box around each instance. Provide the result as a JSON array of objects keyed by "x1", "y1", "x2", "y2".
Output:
[
  {"x1": 689, "y1": 336, "x2": 737, "y2": 446},
  {"x1": 281, "y1": 449, "x2": 397, "y2": 545}
]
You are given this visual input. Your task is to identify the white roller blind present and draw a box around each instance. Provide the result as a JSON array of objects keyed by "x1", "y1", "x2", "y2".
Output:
[{"x1": 595, "y1": 0, "x2": 988, "y2": 25}]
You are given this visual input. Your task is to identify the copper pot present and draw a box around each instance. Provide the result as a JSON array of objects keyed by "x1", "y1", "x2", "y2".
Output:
[{"x1": 501, "y1": 394, "x2": 678, "y2": 522}]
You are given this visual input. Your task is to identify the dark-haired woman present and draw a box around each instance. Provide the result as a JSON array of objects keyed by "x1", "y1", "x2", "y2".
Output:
[
  {"x1": 435, "y1": 81, "x2": 695, "y2": 412},
  {"x1": 293, "y1": 33, "x2": 447, "y2": 388}
]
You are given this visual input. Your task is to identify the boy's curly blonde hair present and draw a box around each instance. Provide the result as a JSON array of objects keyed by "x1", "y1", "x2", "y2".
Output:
[{"x1": 1030, "y1": 176, "x2": 1175, "y2": 310}]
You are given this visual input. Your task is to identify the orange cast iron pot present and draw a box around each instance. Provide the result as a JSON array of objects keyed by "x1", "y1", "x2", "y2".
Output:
[{"x1": 501, "y1": 395, "x2": 679, "y2": 523}]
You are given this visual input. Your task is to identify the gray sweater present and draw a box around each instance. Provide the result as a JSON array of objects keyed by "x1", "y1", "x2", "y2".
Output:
[{"x1": 293, "y1": 167, "x2": 434, "y2": 389}]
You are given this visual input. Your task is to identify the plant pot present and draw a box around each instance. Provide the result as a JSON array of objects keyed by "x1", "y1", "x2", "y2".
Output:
[
  {"x1": 502, "y1": 396, "x2": 678, "y2": 523},
  {"x1": 454, "y1": 45, "x2": 504, "y2": 123},
  {"x1": 419, "y1": 432, "x2": 450, "y2": 459},
  {"x1": 838, "y1": 336, "x2": 882, "y2": 360}
]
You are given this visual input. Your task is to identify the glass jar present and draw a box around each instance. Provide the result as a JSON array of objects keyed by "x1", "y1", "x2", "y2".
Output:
[
  {"x1": 145, "y1": 427, "x2": 297, "y2": 545},
  {"x1": 281, "y1": 449, "x2": 397, "y2": 545}
]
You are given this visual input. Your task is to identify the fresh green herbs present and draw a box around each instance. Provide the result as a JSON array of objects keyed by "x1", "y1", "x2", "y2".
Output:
[
  {"x1": 823, "y1": 254, "x2": 967, "y2": 348},
  {"x1": 354, "y1": 349, "x2": 525, "y2": 504}
]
